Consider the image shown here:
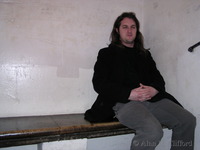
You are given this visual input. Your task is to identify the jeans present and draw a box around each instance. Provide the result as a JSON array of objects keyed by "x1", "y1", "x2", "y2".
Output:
[{"x1": 113, "y1": 99, "x2": 196, "y2": 150}]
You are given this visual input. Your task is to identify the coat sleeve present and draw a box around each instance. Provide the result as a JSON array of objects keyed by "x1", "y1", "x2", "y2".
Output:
[
  {"x1": 92, "y1": 48, "x2": 131, "y2": 103},
  {"x1": 146, "y1": 51, "x2": 166, "y2": 93},
  {"x1": 146, "y1": 52, "x2": 182, "y2": 106}
]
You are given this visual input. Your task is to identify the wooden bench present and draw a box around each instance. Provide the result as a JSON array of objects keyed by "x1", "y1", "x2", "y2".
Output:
[
  {"x1": 0, "y1": 114, "x2": 135, "y2": 148},
  {"x1": 0, "y1": 113, "x2": 168, "y2": 148}
]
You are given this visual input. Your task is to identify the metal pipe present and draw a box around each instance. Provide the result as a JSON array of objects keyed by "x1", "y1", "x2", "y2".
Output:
[{"x1": 188, "y1": 41, "x2": 200, "y2": 52}]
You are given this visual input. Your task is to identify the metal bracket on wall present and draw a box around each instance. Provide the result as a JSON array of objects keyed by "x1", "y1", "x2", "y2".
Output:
[{"x1": 188, "y1": 41, "x2": 200, "y2": 52}]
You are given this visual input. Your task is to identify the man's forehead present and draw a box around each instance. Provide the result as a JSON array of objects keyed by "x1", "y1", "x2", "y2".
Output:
[{"x1": 121, "y1": 18, "x2": 136, "y2": 25}]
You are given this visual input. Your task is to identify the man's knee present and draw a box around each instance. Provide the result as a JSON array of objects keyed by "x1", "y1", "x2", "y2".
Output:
[
  {"x1": 182, "y1": 112, "x2": 196, "y2": 129},
  {"x1": 190, "y1": 114, "x2": 196, "y2": 126}
]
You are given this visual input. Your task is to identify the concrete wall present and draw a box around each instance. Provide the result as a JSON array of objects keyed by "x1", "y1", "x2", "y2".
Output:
[
  {"x1": 0, "y1": 0, "x2": 200, "y2": 150},
  {"x1": 143, "y1": 1, "x2": 200, "y2": 149},
  {"x1": 0, "y1": 0, "x2": 143, "y2": 117}
]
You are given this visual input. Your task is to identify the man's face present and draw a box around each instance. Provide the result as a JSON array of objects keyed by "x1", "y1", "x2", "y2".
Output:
[{"x1": 117, "y1": 17, "x2": 137, "y2": 48}]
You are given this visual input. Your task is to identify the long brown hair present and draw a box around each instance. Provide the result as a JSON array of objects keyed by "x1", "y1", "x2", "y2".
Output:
[{"x1": 110, "y1": 12, "x2": 148, "y2": 52}]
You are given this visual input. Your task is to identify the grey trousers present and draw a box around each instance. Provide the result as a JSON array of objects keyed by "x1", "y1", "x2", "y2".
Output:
[{"x1": 113, "y1": 99, "x2": 196, "y2": 150}]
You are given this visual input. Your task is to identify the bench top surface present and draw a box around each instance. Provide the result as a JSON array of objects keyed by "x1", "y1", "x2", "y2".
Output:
[
  {"x1": 0, "y1": 114, "x2": 134, "y2": 147},
  {"x1": 0, "y1": 114, "x2": 166, "y2": 148},
  {"x1": 0, "y1": 114, "x2": 124, "y2": 135}
]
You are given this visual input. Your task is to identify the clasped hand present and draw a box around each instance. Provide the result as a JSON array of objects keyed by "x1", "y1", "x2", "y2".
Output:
[{"x1": 128, "y1": 83, "x2": 158, "y2": 101}]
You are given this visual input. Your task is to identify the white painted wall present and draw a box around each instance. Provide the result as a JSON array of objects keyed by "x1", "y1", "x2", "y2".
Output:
[
  {"x1": 39, "y1": 139, "x2": 87, "y2": 150},
  {"x1": 0, "y1": 0, "x2": 200, "y2": 150},
  {"x1": 0, "y1": 0, "x2": 143, "y2": 117},
  {"x1": 143, "y1": 0, "x2": 200, "y2": 149}
]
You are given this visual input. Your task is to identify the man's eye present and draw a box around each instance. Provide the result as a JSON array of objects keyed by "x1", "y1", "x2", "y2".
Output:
[{"x1": 131, "y1": 26, "x2": 136, "y2": 29}]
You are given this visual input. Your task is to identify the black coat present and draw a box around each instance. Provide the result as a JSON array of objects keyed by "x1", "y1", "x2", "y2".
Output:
[{"x1": 85, "y1": 44, "x2": 182, "y2": 123}]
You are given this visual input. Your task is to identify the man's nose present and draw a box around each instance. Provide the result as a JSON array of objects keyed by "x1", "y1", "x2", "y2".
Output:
[{"x1": 127, "y1": 28, "x2": 132, "y2": 33}]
